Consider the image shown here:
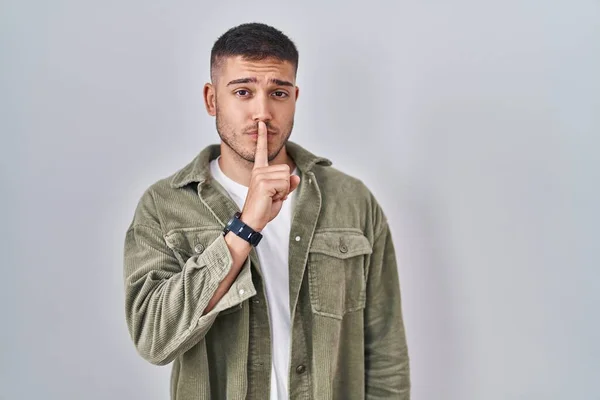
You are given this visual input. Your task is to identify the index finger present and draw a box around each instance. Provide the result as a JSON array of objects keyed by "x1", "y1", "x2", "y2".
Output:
[{"x1": 254, "y1": 120, "x2": 269, "y2": 168}]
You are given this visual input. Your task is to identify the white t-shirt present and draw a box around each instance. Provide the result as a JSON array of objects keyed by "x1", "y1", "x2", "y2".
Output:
[{"x1": 210, "y1": 156, "x2": 299, "y2": 400}]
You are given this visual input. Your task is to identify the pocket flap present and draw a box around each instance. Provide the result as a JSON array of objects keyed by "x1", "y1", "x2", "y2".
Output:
[
  {"x1": 164, "y1": 227, "x2": 222, "y2": 259},
  {"x1": 309, "y1": 230, "x2": 372, "y2": 259}
]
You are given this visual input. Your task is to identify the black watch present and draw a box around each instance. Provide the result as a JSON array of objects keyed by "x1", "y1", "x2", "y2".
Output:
[{"x1": 223, "y1": 212, "x2": 263, "y2": 247}]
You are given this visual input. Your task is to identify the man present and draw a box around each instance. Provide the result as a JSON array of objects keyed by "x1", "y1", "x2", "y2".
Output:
[{"x1": 123, "y1": 22, "x2": 410, "y2": 400}]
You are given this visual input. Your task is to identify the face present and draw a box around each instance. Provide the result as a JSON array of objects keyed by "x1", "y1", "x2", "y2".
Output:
[{"x1": 204, "y1": 56, "x2": 299, "y2": 163}]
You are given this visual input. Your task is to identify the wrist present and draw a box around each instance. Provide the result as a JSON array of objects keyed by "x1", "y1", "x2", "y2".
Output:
[
  {"x1": 223, "y1": 212, "x2": 263, "y2": 247},
  {"x1": 238, "y1": 214, "x2": 263, "y2": 232},
  {"x1": 224, "y1": 231, "x2": 252, "y2": 259}
]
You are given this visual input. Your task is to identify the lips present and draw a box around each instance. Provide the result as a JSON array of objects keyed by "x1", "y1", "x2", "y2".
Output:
[{"x1": 247, "y1": 133, "x2": 276, "y2": 141}]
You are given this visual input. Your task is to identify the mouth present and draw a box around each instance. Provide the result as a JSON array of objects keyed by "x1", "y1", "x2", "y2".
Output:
[
  {"x1": 246, "y1": 131, "x2": 277, "y2": 135},
  {"x1": 246, "y1": 131, "x2": 277, "y2": 140}
]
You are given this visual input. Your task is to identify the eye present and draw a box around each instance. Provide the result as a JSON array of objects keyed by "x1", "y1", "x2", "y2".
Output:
[
  {"x1": 235, "y1": 89, "x2": 251, "y2": 97},
  {"x1": 272, "y1": 91, "x2": 289, "y2": 98}
]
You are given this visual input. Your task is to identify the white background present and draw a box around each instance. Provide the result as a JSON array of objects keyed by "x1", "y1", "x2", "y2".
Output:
[{"x1": 1, "y1": 1, "x2": 599, "y2": 399}]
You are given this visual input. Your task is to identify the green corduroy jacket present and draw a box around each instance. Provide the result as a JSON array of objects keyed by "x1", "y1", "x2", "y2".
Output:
[{"x1": 123, "y1": 141, "x2": 410, "y2": 399}]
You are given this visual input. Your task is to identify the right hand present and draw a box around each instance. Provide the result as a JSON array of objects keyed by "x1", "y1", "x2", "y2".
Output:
[{"x1": 240, "y1": 121, "x2": 301, "y2": 232}]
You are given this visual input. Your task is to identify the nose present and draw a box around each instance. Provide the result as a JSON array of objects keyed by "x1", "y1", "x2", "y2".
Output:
[{"x1": 251, "y1": 93, "x2": 273, "y2": 124}]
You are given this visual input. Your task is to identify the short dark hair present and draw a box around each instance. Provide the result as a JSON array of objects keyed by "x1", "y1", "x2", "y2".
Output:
[{"x1": 210, "y1": 22, "x2": 299, "y2": 81}]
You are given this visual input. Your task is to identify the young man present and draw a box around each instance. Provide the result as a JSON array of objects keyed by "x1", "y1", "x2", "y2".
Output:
[{"x1": 123, "y1": 22, "x2": 410, "y2": 400}]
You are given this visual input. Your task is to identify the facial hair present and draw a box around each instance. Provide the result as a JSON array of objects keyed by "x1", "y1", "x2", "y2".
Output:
[{"x1": 215, "y1": 106, "x2": 294, "y2": 164}]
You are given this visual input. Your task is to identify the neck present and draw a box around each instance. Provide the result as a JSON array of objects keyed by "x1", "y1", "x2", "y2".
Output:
[{"x1": 218, "y1": 143, "x2": 295, "y2": 187}]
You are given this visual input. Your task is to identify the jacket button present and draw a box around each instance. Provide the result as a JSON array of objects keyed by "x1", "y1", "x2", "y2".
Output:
[
  {"x1": 339, "y1": 244, "x2": 348, "y2": 253},
  {"x1": 194, "y1": 243, "x2": 204, "y2": 253},
  {"x1": 295, "y1": 364, "x2": 306, "y2": 374}
]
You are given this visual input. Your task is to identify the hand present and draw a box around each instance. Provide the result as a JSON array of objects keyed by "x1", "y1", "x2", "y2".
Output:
[{"x1": 239, "y1": 121, "x2": 301, "y2": 231}]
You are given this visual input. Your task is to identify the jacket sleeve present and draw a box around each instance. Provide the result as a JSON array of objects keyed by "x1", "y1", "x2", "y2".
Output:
[
  {"x1": 364, "y1": 218, "x2": 411, "y2": 399},
  {"x1": 123, "y1": 191, "x2": 256, "y2": 366}
]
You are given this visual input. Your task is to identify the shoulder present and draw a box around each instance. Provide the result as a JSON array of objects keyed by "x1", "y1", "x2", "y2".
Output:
[
  {"x1": 310, "y1": 164, "x2": 387, "y2": 239},
  {"x1": 312, "y1": 164, "x2": 372, "y2": 200},
  {"x1": 128, "y1": 161, "x2": 201, "y2": 231}
]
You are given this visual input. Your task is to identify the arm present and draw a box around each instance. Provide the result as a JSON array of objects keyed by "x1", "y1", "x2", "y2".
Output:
[
  {"x1": 123, "y1": 195, "x2": 256, "y2": 366},
  {"x1": 364, "y1": 220, "x2": 411, "y2": 399},
  {"x1": 205, "y1": 230, "x2": 255, "y2": 314},
  {"x1": 124, "y1": 121, "x2": 298, "y2": 366}
]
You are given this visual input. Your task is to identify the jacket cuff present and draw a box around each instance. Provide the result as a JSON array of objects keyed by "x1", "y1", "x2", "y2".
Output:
[{"x1": 195, "y1": 234, "x2": 256, "y2": 313}]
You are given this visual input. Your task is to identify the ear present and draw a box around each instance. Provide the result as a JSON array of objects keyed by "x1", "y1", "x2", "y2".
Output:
[
  {"x1": 295, "y1": 86, "x2": 300, "y2": 102},
  {"x1": 203, "y1": 83, "x2": 216, "y2": 116}
]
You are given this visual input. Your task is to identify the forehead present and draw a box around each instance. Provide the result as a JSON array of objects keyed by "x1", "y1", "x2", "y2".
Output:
[{"x1": 218, "y1": 56, "x2": 296, "y2": 83}]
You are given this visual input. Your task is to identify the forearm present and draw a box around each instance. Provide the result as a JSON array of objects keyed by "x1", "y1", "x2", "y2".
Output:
[
  {"x1": 124, "y1": 225, "x2": 256, "y2": 366},
  {"x1": 203, "y1": 231, "x2": 253, "y2": 314}
]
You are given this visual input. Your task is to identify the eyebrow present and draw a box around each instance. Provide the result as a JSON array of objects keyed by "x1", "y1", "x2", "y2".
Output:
[{"x1": 226, "y1": 77, "x2": 294, "y2": 87}]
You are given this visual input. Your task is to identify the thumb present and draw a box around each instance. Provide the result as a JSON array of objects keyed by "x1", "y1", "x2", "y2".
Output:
[{"x1": 289, "y1": 175, "x2": 301, "y2": 193}]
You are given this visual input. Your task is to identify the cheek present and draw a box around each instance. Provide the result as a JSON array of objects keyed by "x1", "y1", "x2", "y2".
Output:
[
  {"x1": 218, "y1": 101, "x2": 247, "y2": 122},
  {"x1": 274, "y1": 101, "x2": 294, "y2": 115},
  {"x1": 279, "y1": 104, "x2": 296, "y2": 123}
]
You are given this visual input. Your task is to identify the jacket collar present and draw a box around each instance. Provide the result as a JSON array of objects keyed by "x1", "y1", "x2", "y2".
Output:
[{"x1": 170, "y1": 140, "x2": 332, "y2": 189}]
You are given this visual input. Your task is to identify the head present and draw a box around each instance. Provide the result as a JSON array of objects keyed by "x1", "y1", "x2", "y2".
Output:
[{"x1": 203, "y1": 23, "x2": 299, "y2": 164}]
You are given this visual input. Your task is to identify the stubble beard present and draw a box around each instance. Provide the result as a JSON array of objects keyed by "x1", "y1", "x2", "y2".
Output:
[{"x1": 215, "y1": 107, "x2": 294, "y2": 164}]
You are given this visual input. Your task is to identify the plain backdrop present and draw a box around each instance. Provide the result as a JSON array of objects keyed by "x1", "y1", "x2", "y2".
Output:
[{"x1": 1, "y1": 1, "x2": 599, "y2": 399}]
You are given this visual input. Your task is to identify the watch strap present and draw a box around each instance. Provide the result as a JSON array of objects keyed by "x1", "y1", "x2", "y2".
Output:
[{"x1": 223, "y1": 212, "x2": 262, "y2": 246}]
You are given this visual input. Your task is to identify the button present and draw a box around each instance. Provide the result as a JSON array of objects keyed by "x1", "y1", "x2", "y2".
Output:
[
  {"x1": 252, "y1": 299, "x2": 260, "y2": 304},
  {"x1": 239, "y1": 289, "x2": 245, "y2": 295},
  {"x1": 194, "y1": 243, "x2": 204, "y2": 253},
  {"x1": 308, "y1": 178, "x2": 312, "y2": 184},
  {"x1": 339, "y1": 244, "x2": 348, "y2": 253},
  {"x1": 295, "y1": 236, "x2": 301, "y2": 242},
  {"x1": 295, "y1": 364, "x2": 306, "y2": 374}
]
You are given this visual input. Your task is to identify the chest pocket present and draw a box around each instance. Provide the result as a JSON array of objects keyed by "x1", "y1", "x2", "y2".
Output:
[
  {"x1": 307, "y1": 229, "x2": 373, "y2": 320},
  {"x1": 164, "y1": 227, "x2": 223, "y2": 268}
]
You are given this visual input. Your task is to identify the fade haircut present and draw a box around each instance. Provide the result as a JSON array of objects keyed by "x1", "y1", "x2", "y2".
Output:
[{"x1": 210, "y1": 22, "x2": 299, "y2": 82}]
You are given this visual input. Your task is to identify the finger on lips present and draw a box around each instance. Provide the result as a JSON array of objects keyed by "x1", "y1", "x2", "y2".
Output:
[
  {"x1": 253, "y1": 120, "x2": 294, "y2": 202},
  {"x1": 254, "y1": 121, "x2": 269, "y2": 169}
]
